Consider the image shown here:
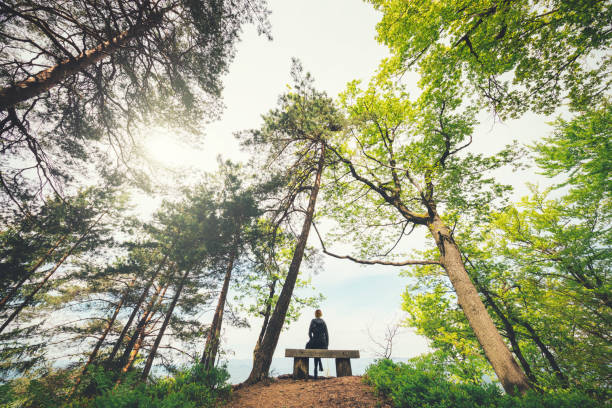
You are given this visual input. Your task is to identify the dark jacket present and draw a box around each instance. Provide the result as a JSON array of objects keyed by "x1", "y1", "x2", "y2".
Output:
[{"x1": 306, "y1": 318, "x2": 328, "y2": 349}]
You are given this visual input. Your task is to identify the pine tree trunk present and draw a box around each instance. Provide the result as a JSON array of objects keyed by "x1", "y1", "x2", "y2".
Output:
[
  {"x1": 118, "y1": 283, "x2": 167, "y2": 372},
  {"x1": 71, "y1": 278, "x2": 135, "y2": 393},
  {"x1": 201, "y1": 246, "x2": 237, "y2": 369},
  {"x1": 0, "y1": 13, "x2": 164, "y2": 111},
  {"x1": 256, "y1": 278, "x2": 277, "y2": 349},
  {"x1": 245, "y1": 144, "x2": 325, "y2": 384},
  {"x1": 119, "y1": 298, "x2": 161, "y2": 375},
  {"x1": 0, "y1": 212, "x2": 105, "y2": 334},
  {"x1": 251, "y1": 278, "x2": 277, "y2": 370},
  {"x1": 0, "y1": 233, "x2": 68, "y2": 311},
  {"x1": 428, "y1": 214, "x2": 531, "y2": 395},
  {"x1": 107, "y1": 252, "x2": 168, "y2": 363},
  {"x1": 115, "y1": 287, "x2": 167, "y2": 384},
  {"x1": 141, "y1": 268, "x2": 189, "y2": 380},
  {"x1": 120, "y1": 322, "x2": 151, "y2": 374}
]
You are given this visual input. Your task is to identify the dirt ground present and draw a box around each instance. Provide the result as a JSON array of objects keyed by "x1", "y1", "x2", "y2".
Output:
[{"x1": 225, "y1": 376, "x2": 391, "y2": 408}]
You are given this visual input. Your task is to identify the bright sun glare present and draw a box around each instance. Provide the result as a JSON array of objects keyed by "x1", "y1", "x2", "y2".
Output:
[{"x1": 145, "y1": 130, "x2": 205, "y2": 170}]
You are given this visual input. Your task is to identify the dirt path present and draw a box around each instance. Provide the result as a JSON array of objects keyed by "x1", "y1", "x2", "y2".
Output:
[{"x1": 225, "y1": 376, "x2": 391, "y2": 408}]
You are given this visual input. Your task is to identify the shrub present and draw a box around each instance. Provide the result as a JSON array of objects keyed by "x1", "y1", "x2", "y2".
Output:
[
  {"x1": 0, "y1": 368, "x2": 73, "y2": 408},
  {"x1": 74, "y1": 364, "x2": 231, "y2": 408},
  {"x1": 364, "y1": 358, "x2": 605, "y2": 408},
  {"x1": 2, "y1": 364, "x2": 231, "y2": 408}
]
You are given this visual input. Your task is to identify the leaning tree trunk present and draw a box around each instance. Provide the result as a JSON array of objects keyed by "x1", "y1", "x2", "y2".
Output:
[
  {"x1": 115, "y1": 296, "x2": 166, "y2": 384},
  {"x1": 201, "y1": 245, "x2": 238, "y2": 369},
  {"x1": 117, "y1": 283, "x2": 168, "y2": 373},
  {"x1": 119, "y1": 296, "x2": 163, "y2": 376},
  {"x1": 514, "y1": 315, "x2": 568, "y2": 386},
  {"x1": 251, "y1": 277, "x2": 277, "y2": 365},
  {"x1": 476, "y1": 280, "x2": 537, "y2": 385},
  {"x1": 0, "y1": 212, "x2": 105, "y2": 334},
  {"x1": 256, "y1": 277, "x2": 277, "y2": 349},
  {"x1": 0, "y1": 12, "x2": 164, "y2": 111},
  {"x1": 107, "y1": 251, "x2": 169, "y2": 363},
  {"x1": 245, "y1": 144, "x2": 325, "y2": 384},
  {"x1": 428, "y1": 213, "x2": 531, "y2": 395},
  {"x1": 141, "y1": 268, "x2": 189, "y2": 380},
  {"x1": 120, "y1": 315, "x2": 155, "y2": 375},
  {"x1": 71, "y1": 278, "x2": 135, "y2": 393}
]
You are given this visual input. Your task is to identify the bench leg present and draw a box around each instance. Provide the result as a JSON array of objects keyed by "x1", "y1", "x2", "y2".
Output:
[
  {"x1": 335, "y1": 358, "x2": 352, "y2": 377},
  {"x1": 293, "y1": 357, "x2": 309, "y2": 379}
]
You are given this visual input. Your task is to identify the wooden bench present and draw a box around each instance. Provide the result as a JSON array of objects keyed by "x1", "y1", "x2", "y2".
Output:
[{"x1": 285, "y1": 349, "x2": 360, "y2": 379}]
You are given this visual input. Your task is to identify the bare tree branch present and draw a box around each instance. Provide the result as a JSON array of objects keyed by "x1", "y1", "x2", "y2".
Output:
[{"x1": 312, "y1": 221, "x2": 440, "y2": 266}]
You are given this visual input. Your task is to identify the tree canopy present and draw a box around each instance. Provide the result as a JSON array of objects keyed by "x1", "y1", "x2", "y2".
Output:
[
  {"x1": 370, "y1": 0, "x2": 612, "y2": 115},
  {"x1": 0, "y1": 0, "x2": 270, "y2": 215},
  {"x1": 0, "y1": 2, "x2": 610, "y2": 406}
]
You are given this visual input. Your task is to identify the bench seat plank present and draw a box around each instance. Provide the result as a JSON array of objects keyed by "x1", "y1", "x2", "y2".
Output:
[{"x1": 285, "y1": 349, "x2": 360, "y2": 358}]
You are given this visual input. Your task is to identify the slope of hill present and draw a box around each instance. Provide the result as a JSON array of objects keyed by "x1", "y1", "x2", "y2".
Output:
[{"x1": 226, "y1": 376, "x2": 390, "y2": 408}]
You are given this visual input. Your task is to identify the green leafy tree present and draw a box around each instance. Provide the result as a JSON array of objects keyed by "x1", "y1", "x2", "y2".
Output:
[
  {"x1": 534, "y1": 102, "x2": 612, "y2": 200},
  {"x1": 369, "y1": 0, "x2": 612, "y2": 116},
  {"x1": 2, "y1": 180, "x2": 230, "y2": 389},
  {"x1": 138, "y1": 183, "x2": 225, "y2": 380},
  {"x1": 407, "y1": 186, "x2": 611, "y2": 394},
  {"x1": 321, "y1": 78, "x2": 531, "y2": 394},
  {"x1": 397, "y1": 104, "x2": 611, "y2": 394},
  {"x1": 0, "y1": 187, "x2": 125, "y2": 333},
  {"x1": 489, "y1": 189, "x2": 610, "y2": 390}
]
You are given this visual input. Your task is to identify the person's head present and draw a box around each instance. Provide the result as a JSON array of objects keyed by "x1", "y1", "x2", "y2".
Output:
[{"x1": 315, "y1": 309, "x2": 322, "y2": 318}]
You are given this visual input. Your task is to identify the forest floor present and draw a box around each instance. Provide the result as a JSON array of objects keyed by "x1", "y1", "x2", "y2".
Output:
[{"x1": 225, "y1": 375, "x2": 391, "y2": 408}]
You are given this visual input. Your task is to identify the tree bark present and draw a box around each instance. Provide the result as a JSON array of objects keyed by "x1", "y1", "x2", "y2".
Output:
[
  {"x1": 120, "y1": 319, "x2": 153, "y2": 375},
  {"x1": 141, "y1": 268, "x2": 189, "y2": 380},
  {"x1": 428, "y1": 214, "x2": 531, "y2": 395},
  {"x1": 201, "y1": 245, "x2": 237, "y2": 369},
  {"x1": 107, "y1": 251, "x2": 169, "y2": 363},
  {"x1": 0, "y1": 233, "x2": 68, "y2": 311},
  {"x1": 0, "y1": 12, "x2": 164, "y2": 111},
  {"x1": 0, "y1": 212, "x2": 105, "y2": 334},
  {"x1": 245, "y1": 144, "x2": 325, "y2": 384},
  {"x1": 257, "y1": 278, "x2": 277, "y2": 350},
  {"x1": 251, "y1": 277, "x2": 277, "y2": 369},
  {"x1": 117, "y1": 283, "x2": 167, "y2": 372},
  {"x1": 119, "y1": 290, "x2": 165, "y2": 375}
]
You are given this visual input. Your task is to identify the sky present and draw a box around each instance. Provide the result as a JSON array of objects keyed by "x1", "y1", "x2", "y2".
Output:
[{"x1": 143, "y1": 0, "x2": 559, "y2": 361}]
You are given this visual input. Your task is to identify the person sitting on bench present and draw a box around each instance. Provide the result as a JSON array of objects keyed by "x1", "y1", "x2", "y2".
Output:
[{"x1": 305, "y1": 309, "x2": 328, "y2": 374}]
